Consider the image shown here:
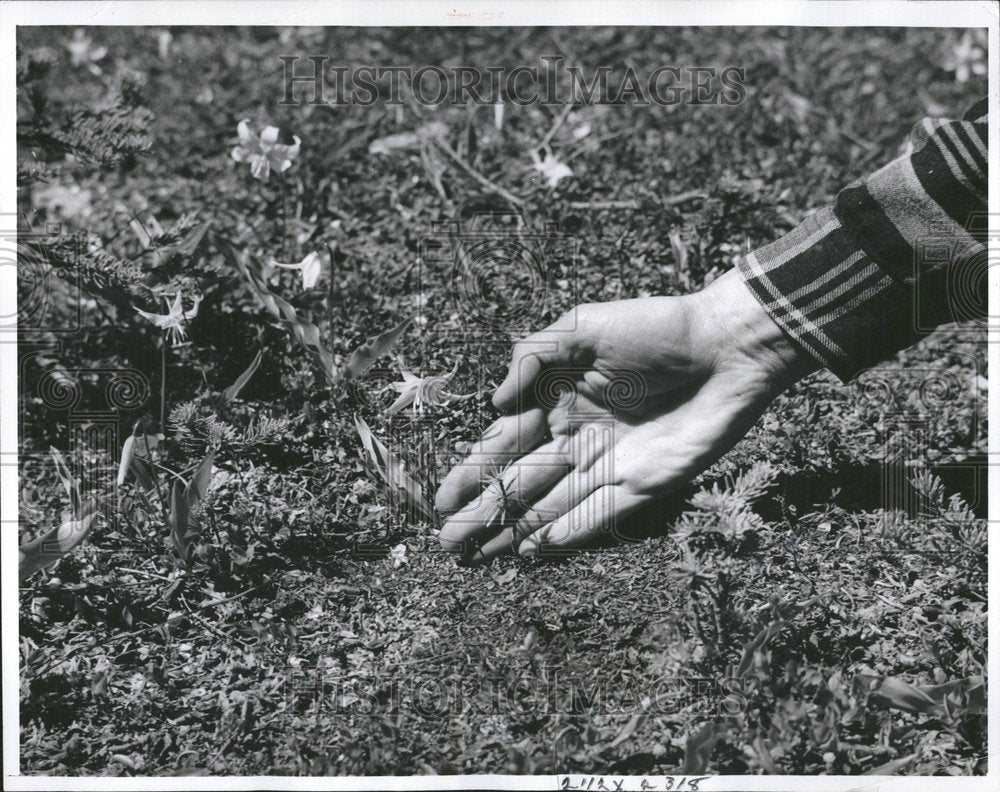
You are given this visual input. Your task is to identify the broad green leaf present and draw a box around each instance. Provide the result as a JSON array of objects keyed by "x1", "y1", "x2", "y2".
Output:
[
  {"x1": 116, "y1": 435, "x2": 136, "y2": 487},
  {"x1": 118, "y1": 427, "x2": 163, "y2": 491},
  {"x1": 353, "y1": 414, "x2": 433, "y2": 520},
  {"x1": 682, "y1": 721, "x2": 719, "y2": 774},
  {"x1": 752, "y1": 735, "x2": 778, "y2": 774},
  {"x1": 131, "y1": 457, "x2": 157, "y2": 493},
  {"x1": 222, "y1": 349, "x2": 263, "y2": 403},
  {"x1": 345, "y1": 315, "x2": 413, "y2": 381},
  {"x1": 19, "y1": 497, "x2": 99, "y2": 584},
  {"x1": 223, "y1": 241, "x2": 337, "y2": 385},
  {"x1": 866, "y1": 676, "x2": 945, "y2": 715},
  {"x1": 49, "y1": 446, "x2": 80, "y2": 516},
  {"x1": 859, "y1": 672, "x2": 985, "y2": 717},
  {"x1": 863, "y1": 752, "x2": 918, "y2": 775},
  {"x1": 168, "y1": 480, "x2": 191, "y2": 563},
  {"x1": 167, "y1": 452, "x2": 214, "y2": 566},
  {"x1": 736, "y1": 619, "x2": 783, "y2": 677},
  {"x1": 186, "y1": 452, "x2": 215, "y2": 510},
  {"x1": 609, "y1": 690, "x2": 666, "y2": 749},
  {"x1": 171, "y1": 219, "x2": 212, "y2": 258}
]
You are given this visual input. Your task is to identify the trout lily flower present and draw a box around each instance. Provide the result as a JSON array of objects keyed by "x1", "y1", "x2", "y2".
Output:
[
  {"x1": 531, "y1": 149, "x2": 574, "y2": 189},
  {"x1": 231, "y1": 120, "x2": 301, "y2": 181},
  {"x1": 134, "y1": 293, "x2": 201, "y2": 345},
  {"x1": 67, "y1": 29, "x2": 107, "y2": 74},
  {"x1": 390, "y1": 543, "x2": 408, "y2": 568},
  {"x1": 269, "y1": 251, "x2": 322, "y2": 290},
  {"x1": 944, "y1": 30, "x2": 987, "y2": 83},
  {"x1": 384, "y1": 360, "x2": 474, "y2": 415}
]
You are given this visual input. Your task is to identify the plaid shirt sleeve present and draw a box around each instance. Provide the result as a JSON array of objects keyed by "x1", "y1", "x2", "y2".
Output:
[{"x1": 737, "y1": 97, "x2": 988, "y2": 381}]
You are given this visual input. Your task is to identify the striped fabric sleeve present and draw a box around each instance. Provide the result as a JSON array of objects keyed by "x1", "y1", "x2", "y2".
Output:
[{"x1": 737, "y1": 97, "x2": 988, "y2": 381}]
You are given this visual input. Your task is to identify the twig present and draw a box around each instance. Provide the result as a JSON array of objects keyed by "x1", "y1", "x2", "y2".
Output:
[
  {"x1": 567, "y1": 191, "x2": 706, "y2": 212},
  {"x1": 183, "y1": 603, "x2": 252, "y2": 648},
  {"x1": 840, "y1": 127, "x2": 877, "y2": 151},
  {"x1": 536, "y1": 100, "x2": 575, "y2": 152},
  {"x1": 661, "y1": 189, "x2": 708, "y2": 207},
  {"x1": 563, "y1": 130, "x2": 628, "y2": 163},
  {"x1": 430, "y1": 137, "x2": 525, "y2": 208},
  {"x1": 568, "y1": 200, "x2": 641, "y2": 211}
]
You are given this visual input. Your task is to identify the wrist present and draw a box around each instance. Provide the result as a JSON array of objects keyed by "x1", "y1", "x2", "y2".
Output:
[{"x1": 691, "y1": 268, "x2": 819, "y2": 389}]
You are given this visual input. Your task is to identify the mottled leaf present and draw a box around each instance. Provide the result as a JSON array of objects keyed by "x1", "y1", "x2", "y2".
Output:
[
  {"x1": 345, "y1": 315, "x2": 413, "y2": 381},
  {"x1": 116, "y1": 435, "x2": 136, "y2": 488},
  {"x1": 19, "y1": 497, "x2": 99, "y2": 584},
  {"x1": 49, "y1": 446, "x2": 80, "y2": 516},
  {"x1": 222, "y1": 349, "x2": 262, "y2": 403},
  {"x1": 171, "y1": 219, "x2": 212, "y2": 258},
  {"x1": 682, "y1": 721, "x2": 719, "y2": 774},
  {"x1": 353, "y1": 414, "x2": 433, "y2": 520},
  {"x1": 859, "y1": 672, "x2": 985, "y2": 717},
  {"x1": 863, "y1": 752, "x2": 919, "y2": 775},
  {"x1": 224, "y1": 241, "x2": 337, "y2": 385},
  {"x1": 186, "y1": 452, "x2": 216, "y2": 510},
  {"x1": 168, "y1": 480, "x2": 191, "y2": 563}
]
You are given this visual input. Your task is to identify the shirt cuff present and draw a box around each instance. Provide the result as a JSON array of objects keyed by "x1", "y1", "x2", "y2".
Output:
[{"x1": 735, "y1": 206, "x2": 915, "y2": 382}]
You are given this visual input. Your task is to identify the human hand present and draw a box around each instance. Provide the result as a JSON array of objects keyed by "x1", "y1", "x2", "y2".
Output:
[{"x1": 435, "y1": 268, "x2": 818, "y2": 564}]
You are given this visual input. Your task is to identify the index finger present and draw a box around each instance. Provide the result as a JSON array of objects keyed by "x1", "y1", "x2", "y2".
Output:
[
  {"x1": 434, "y1": 407, "x2": 550, "y2": 516},
  {"x1": 492, "y1": 312, "x2": 579, "y2": 414}
]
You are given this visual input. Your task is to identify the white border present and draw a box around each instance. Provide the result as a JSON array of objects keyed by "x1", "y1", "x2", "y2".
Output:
[{"x1": 1, "y1": 2, "x2": 997, "y2": 791}]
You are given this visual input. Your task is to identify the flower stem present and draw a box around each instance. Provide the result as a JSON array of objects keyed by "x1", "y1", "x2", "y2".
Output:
[
  {"x1": 160, "y1": 337, "x2": 167, "y2": 434},
  {"x1": 279, "y1": 175, "x2": 291, "y2": 259}
]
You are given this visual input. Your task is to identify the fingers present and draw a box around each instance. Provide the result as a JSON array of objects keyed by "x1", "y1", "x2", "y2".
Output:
[
  {"x1": 518, "y1": 484, "x2": 649, "y2": 557},
  {"x1": 435, "y1": 408, "x2": 550, "y2": 516},
  {"x1": 464, "y1": 479, "x2": 568, "y2": 565},
  {"x1": 492, "y1": 315, "x2": 578, "y2": 414},
  {"x1": 438, "y1": 438, "x2": 571, "y2": 556},
  {"x1": 463, "y1": 444, "x2": 614, "y2": 565}
]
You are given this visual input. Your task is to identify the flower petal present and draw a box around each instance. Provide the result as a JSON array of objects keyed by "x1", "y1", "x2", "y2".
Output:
[
  {"x1": 182, "y1": 295, "x2": 201, "y2": 321},
  {"x1": 134, "y1": 306, "x2": 170, "y2": 327},
  {"x1": 250, "y1": 155, "x2": 270, "y2": 181},
  {"x1": 301, "y1": 252, "x2": 322, "y2": 289},
  {"x1": 386, "y1": 388, "x2": 417, "y2": 414},
  {"x1": 237, "y1": 119, "x2": 254, "y2": 145},
  {"x1": 260, "y1": 125, "x2": 280, "y2": 146}
]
